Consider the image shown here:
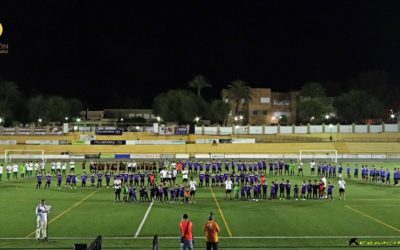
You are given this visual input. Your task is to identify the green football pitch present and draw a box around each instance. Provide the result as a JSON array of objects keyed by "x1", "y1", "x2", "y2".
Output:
[{"x1": 0, "y1": 161, "x2": 400, "y2": 249}]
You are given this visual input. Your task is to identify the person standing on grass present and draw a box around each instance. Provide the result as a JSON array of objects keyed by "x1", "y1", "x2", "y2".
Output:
[
  {"x1": 114, "y1": 176, "x2": 122, "y2": 202},
  {"x1": 189, "y1": 177, "x2": 197, "y2": 203},
  {"x1": 35, "y1": 199, "x2": 51, "y2": 240},
  {"x1": 338, "y1": 177, "x2": 346, "y2": 200},
  {"x1": 204, "y1": 212, "x2": 220, "y2": 250},
  {"x1": 179, "y1": 214, "x2": 193, "y2": 250},
  {"x1": 0, "y1": 164, "x2": 3, "y2": 181},
  {"x1": 224, "y1": 176, "x2": 233, "y2": 200}
]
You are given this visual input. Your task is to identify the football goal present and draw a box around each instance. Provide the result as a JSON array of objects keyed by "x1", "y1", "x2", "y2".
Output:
[
  {"x1": 4, "y1": 149, "x2": 45, "y2": 163},
  {"x1": 299, "y1": 150, "x2": 337, "y2": 163}
]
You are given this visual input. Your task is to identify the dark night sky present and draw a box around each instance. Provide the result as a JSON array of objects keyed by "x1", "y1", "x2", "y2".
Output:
[{"x1": 0, "y1": 1, "x2": 399, "y2": 109}]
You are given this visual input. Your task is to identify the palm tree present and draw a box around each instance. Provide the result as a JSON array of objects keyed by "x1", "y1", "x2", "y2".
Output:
[
  {"x1": 226, "y1": 80, "x2": 252, "y2": 116},
  {"x1": 188, "y1": 75, "x2": 212, "y2": 97}
]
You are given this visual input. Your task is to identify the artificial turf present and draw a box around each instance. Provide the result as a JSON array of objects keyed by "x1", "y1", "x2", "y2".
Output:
[{"x1": 0, "y1": 161, "x2": 399, "y2": 249}]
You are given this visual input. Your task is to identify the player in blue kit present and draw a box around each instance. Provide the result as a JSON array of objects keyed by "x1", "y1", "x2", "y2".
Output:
[
  {"x1": 71, "y1": 172, "x2": 77, "y2": 188},
  {"x1": 385, "y1": 169, "x2": 390, "y2": 184},
  {"x1": 128, "y1": 185, "x2": 137, "y2": 202},
  {"x1": 293, "y1": 184, "x2": 299, "y2": 200},
  {"x1": 346, "y1": 165, "x2": 351, "y2": 178},
  {"x1": 327, "y1": 181, "x2": 334, "y2": 200},
  {"x1": 240, "y1": 185, "x2": 246, "y2": 200},
  {"x1": 81, "y1": 172, "x2": 87, "y2": 188},
  {"x1": 105, "y1": 172, "x2": 111, "y2": 188},
  {"x1": 90, "y1": 172, "x2": 95, "y2": 187},
  {"x1": 57, "y1": 173, "x2": 62, "y2": 189},
  {"x1": 300, "y1": 180, "x2": 306, "y2": 200},
  {"x1": 285, "y1": 180, "x2": 291, "y2": 199},
  {"x1": 354, "y1": 164, "x2": 359, "y2": 179},
  {"x1": 262, "y1": 182, "x2": 268, "y2": 199},
  {"x1": 199, "y1": 172, "x2": 204, "y2": 187},
  {"x1": 66, "y1": 174, "x2": 71, "y2": 188},
  {"x1": 270, "y1": 181, "x2": 276, "y2": 200},
  {"x1": 245, "y1": 184, "x2": 252, "y2": 200},
  {"x1": 36, "y1": 173, "x2": 42, "y2": 189},
  {"x1": 279, "y1": 179, "x2": 285, "y2": 199},
  {"x1": 44, "y1": 173, "x2": 51, "y2": 189},
  {"x1": 205, "y1": 172, "x2": 210, "y2": 187},
  {"x1": 306, "y1": 180, "x2": 312, "y2": 199},
  {"x1": 97, "y1": 172, "x2": 103, "y2": 188}
]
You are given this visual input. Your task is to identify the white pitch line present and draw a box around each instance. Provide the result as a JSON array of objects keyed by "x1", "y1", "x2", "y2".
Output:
[
  {"x1": 134, "y1": 201, "x2": 154, "y2": 238},
  {"x1": 2, "y1": 236, "x2": 400, "y2": 240}
]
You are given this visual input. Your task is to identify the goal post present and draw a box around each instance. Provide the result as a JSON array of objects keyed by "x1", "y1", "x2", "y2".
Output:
[
  {"x1": 4, "y1": 149, "x2": 45, "y2": 163},
  {"x1": 299, "y1": 150, "x2": 338, "y2": 163}
]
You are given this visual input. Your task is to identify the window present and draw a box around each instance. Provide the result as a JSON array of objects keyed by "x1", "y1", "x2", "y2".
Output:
[
  {"x1": 252, "y1": 110, "x2": 258, "y2": 115},
  {"x1": 262, "y1": 110, "x2": 268, "y2": 115},
  {"x1": 260, "y1": 97, "x2": 270, "y2": 103},
  {"x1": 273, "y1": 100, "x2": 290, "y2": 105}
]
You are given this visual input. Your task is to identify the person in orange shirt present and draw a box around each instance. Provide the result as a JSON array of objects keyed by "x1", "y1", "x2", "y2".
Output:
[
  {"x1": 179, "y1": 214, "x2": 193, "y2": 250},
  {"x1": 204, "y1": 212, "x2": 220, "y2": 250}
]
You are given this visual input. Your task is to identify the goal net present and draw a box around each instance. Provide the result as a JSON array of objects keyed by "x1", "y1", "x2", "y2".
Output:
[
  {"x1": 299, "y1": 150, "x2": 337, "y2": 163},
  {"x1": 4, "y1": 150, "x2": 45, "y2": 163}
]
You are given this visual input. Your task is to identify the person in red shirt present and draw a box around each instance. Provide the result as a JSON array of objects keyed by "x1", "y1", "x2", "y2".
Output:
[
  {"x1": 179, "y1": 214, "x2": 193, "y2": 250},
  {"x1": 204, "y1": 213, "x2": 220, "y2": 250}
]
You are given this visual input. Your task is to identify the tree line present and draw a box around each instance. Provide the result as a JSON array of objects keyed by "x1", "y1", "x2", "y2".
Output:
[
  {"x1": 0, "y1": 76, "x2": 83, "y2": 126},
  {"x1": 0, "y1": 70, "x2": 396, "y2": 126}
]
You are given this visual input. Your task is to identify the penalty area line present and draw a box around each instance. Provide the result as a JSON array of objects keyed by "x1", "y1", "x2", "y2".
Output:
[
  {"x1": 210, "y1": 187, "x2": 233, "y2": 237},
  {"x1": 134, "y1": 201, "x2": 154, "y2": 238},
  {"x1": 345, "y1": 205, "x2": 400, "y2": 233}
]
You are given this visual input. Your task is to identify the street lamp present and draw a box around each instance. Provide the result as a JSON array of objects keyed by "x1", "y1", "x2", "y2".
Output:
[
  {"x1": 0, "y1": 117, "x2": 3, "y2": 124},
  {"x1": 120, "y1": 118, "x2": 124, "y2": 122},
  {"x1": 38, "y1": 118, "x2": 42, "y2": 125},
  {"x1": 194, "y1": 116, "x2": 200, "y2": 123},
  {"x1": 156, "y1": 116, "x2": 161, "y2": 122},
  {"x1": 235, "y1": 125, "x2": 240, "y2": 138},
  {"x1": 136, "y1": 126, "x2": 140, "y2": 140},
  {"x1": 65, "y1": 117, "x2": 69, "y2": 122},
  {"x1": 76, "y1": 118, "x2": 81, "y2": 123}
]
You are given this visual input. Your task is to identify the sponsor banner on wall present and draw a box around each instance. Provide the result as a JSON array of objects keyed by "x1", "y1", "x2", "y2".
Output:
[
  {"x1": 26, "y1": 140, "x2": 59, "y2": 145},
  {"x1": 115, "y1": 154, "x2": 130, "y2": 159},
  {"x1": 160, "y1": 154, "x2": 175, "y2": 159},
  {"x1": 130, "y1": 154, "x2": 161, "y2": 159},
  {"x1": 95, "y1": 128, "x2": 123, "y2": 135},
  {"x1": 72, "y1": 140, "x2": 88, "y2": 145},
  {"x1": 218, "y1": 139, "x2": 232, "y2": 144},
  {"x1": 85, "y1": 154, "x2": 101, "y2": 159},
  {"x1": 174, "y1": 126, "x2": 188, "y2": 135},
  {"x1": 176, "y1": 154, "x2": 190, "y2": 159},
  {"x1": 210, "y1": 153, "x2": 224, "y2": 159},
  {"x1": 126, "y1": 140, "x2": 185, "y2": 145},
  {"x1": 90, "y1": 140, "x2": 126, "y2": 145},
  {"x1": 100, "y1": 153, "x2": 115, "y2": 159},
  {"x1": 0, "y1": 140, "x2": 17, "y2": 145},
  {"x1": 231, "y1": 138, "x2": 256, "y2": 144},
  {"x1": 59, "y1": 140, "x2": 71, "y2": 145}
]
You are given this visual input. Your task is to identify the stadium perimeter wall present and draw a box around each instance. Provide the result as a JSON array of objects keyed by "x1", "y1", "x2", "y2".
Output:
[{"x1": 1, "y1": 142, "x2": 400, "y2": 155}]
